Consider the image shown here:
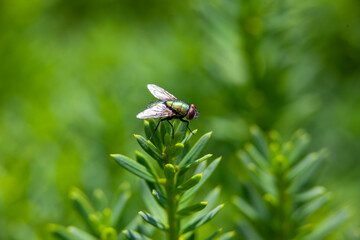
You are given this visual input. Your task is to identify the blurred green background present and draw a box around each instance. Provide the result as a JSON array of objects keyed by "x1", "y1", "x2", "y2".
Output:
[{"x1": 1, "y1": 0, "x2": 360, "y2": 239}]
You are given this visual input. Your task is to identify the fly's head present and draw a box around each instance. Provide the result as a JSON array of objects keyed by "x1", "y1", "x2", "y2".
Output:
[{"x1": 186, "y1": 104, "x2": 199, "y2": 120}]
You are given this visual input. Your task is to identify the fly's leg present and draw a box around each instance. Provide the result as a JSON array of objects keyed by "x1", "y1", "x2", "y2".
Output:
[
  {"x1": 149, "y1": 117, "x2": 174, "y2": 141},
  {"x1": 166, "y1": 120, "x2": 174, "y2": 138},
  {"x1": 180, "y1": 118, "x2": 195, "y2": 135},
  {"x1": 149, "y1": 118, "x2": 162, "y2": 141}
]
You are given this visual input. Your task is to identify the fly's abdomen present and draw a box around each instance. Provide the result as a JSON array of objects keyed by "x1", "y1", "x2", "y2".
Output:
[{"x1": 166, "y1": 100, "x2": 189, "y2": 117}]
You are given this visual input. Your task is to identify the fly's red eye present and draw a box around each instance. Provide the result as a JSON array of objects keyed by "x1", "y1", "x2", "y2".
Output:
[
  {"x1": 186, "y1": 104, "x2": 198, "y2": 120},
  {"x1": 187, "y1": 107, "x2": 195, "y2": 120}
]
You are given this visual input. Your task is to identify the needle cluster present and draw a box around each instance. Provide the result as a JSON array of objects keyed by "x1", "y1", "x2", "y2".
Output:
[
  {"x1": 233, "y1": 126, "x2": 350, "y2": 240},
  {"x1": 48, "y1": 185, "x2": 132, "y2": 240},
  {"x1": 111, "y1": 119, "x2": 233, "y2": 240}
]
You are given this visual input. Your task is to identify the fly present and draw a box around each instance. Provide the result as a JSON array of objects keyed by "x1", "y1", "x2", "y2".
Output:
[{"x1": 136, "y1": 84, "x2": 199, "y2": 140}]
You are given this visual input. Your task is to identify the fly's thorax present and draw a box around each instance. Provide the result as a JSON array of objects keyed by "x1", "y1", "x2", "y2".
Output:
[{"x1": 165, "y1": 100, "x2": 189, "y2": 117}]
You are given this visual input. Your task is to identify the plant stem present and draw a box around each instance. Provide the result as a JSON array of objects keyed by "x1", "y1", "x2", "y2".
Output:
[
  {"x1": 277, "y1": 170, "x2": 288, "y2": 240},
  {"x1": 167, "y1": 177, "x2": 179, "y2": 240}
]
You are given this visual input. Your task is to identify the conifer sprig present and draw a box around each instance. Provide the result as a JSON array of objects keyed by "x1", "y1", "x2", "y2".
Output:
[
  {"x1": 48, "y1": 184, "x2": 144, "y2": 240},
  {"x1": 234, "y1": 126, "x2": 350, "y2": 240},
  {"x1": 112, "y1": 120, "x2": 233, "y2": 240}
]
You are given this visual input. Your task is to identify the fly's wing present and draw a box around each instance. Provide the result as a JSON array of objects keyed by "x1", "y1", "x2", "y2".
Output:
[
  {"x1": 147, "y1": 84, "x2": 177, "y2": 101},
  {"x1": 136, "y1": 103, "x2": 176, "y2": 119}
]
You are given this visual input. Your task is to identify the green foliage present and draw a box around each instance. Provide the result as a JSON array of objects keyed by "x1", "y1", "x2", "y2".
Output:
[
  {"x1": 111, "y1": 120, "x2": 231, "y2": 240},
  {"x1": 1, "y1": 0, "x2": 360, "y2": 238},
  {"x1": 234, "y1": 126, "x2": 350, "y2": 240},
  {"x1": 49, "y1": 185, "x2": 135, "y2": 240}
]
